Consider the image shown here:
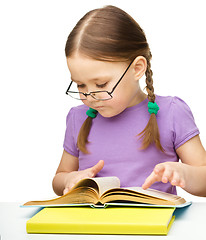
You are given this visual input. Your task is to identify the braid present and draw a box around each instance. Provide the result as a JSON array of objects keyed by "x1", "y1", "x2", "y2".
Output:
[
  {"x1": 137, "y1": 53, "x2": 164, "y2": 152},
  {"x1": 145, "y1": 56, "x2": 155, "y2": 103},
  {"x1": 77, "y1": 116, "x2": 93, "y2": 154}
]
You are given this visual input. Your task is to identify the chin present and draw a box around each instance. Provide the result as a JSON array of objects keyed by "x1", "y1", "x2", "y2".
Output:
[
  {"x1": 98, "y1": 112, "x2": 113, "y2": 118},
  {"x1": 98, "y1": 109, "x2": 123, "y2": 118},
  {"x1": 97, "y1": 109, "x2": 112, "y2": 118}
]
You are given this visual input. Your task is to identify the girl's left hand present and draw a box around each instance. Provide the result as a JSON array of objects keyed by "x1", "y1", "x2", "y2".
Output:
[{"x1": 142, "y1": 162, "x2": 187, "y2": 190}]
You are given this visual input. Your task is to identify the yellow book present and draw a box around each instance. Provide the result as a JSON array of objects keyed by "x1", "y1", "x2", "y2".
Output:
[{"x1": 26, "y1": 206, "x2": 175, "y2": 235}]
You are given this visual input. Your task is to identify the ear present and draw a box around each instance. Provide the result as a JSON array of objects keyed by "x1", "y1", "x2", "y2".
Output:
[{"x1": 132, "y1": 56, "x2": 147, "y2": 80}]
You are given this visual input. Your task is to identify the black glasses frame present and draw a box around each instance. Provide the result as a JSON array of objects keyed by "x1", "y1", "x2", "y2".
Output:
[{"x1": 65, "y1": 60, "x2": 134, "y2": 101}]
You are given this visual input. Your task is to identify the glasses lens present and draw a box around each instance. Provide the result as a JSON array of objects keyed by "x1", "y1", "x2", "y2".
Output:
[
  {"x1": 90, "y1": 91, "x2": 112, "y2": 100},
  {"x1": 66, "y1": 82, "x2": 112, "y2": 100},
  {"x1": 66, "y1": 82, "x2": 85, "y2": 100},
  {"x1": 67, "y1": 92, "x2": 87, "y2": 100}
]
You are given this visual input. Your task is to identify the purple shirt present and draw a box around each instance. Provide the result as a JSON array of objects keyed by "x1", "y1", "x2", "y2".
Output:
[{"x1": 63, "y1": 96, "x2": 199, "y2": 194}]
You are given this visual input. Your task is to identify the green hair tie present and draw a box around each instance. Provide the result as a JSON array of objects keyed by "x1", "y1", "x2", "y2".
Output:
[
  {"x1": 86, "y1": 108, "x2": 98, "y2": 118},
  {"x1": 148, "y1": 102, "x2": 159, "y2": 115}
]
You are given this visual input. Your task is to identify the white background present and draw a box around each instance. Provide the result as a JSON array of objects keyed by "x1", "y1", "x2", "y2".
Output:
[{"x1": 1, "y1": 0, "x2": 206, "y2": 203}]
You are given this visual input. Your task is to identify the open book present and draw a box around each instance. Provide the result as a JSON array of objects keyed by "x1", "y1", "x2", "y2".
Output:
[{"x1": 23, "y1": 176, "x2": 188, "y2": 208}]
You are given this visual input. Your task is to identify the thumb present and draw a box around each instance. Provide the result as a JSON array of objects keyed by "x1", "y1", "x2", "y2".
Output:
[
  {"x1": 63, "y1": 187, "x2": 70, "y2": 195},
  {"x1": 90, "y1": 160, "x2": 104, "y2": 177}
]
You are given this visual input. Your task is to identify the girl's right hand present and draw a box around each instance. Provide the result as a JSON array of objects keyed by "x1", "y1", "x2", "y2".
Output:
[{"x1": 63, "y1": 160, "x2": 104, "y2": 195}]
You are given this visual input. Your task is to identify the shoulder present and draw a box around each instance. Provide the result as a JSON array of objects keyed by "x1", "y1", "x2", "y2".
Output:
[
  {"x1": 156, "y1": 95, "x2": 192, "y2": 112},
  {"x1": 68, "y1": 104, "x2": 89, "y2": 114},
  {"x1": 156, "y1": 95, "x2": 196, "y2": 123},
  {"x1": 155, "y1": 94, "x2": 197, "y2": 128},
  {"x1": 156, "y1": 95, "x2": 186, "y2": 104},
  {"x1": 66, "y1": 104, "x2": 89, "y2": 124},
  {"x1": 156, "y1": 95, "x2": 199, "y2": 149}
]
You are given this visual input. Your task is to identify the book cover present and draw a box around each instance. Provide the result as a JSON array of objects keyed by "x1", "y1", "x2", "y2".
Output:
[{"x1": 26, "y1": 206, "x2": 175, "y2": 235}]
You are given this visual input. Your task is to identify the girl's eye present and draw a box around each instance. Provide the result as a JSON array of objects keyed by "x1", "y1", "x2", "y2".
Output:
[
  {"x1": 77, "y1": 84, "x2": 86, "y2": 88},
  {"x1": 77, "y1": 82, "x2": 108, "y2": 89},
  {"x1": 96, "y1": 82, "x2": 108, "y2": 88}
]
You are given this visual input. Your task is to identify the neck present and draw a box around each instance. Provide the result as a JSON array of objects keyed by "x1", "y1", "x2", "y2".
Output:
[{"x1": 127, "y1": 90, "x2": 147, "y2": 108}]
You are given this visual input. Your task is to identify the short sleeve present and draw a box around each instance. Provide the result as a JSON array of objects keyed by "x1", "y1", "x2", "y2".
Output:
[
  {"x1": 171, "y1": 97, "x2": 200, "y2": 150},
  {"x1": 63, "y1": 108, "x2": 79, "y2": 157}
]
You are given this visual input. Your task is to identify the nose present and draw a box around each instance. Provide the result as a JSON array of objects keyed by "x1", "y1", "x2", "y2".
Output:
[{"x1": 86, "y1": 94, "x2": 98, "y2": 103}]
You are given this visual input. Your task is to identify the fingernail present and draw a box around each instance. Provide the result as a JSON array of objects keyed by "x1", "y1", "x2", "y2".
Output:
[
  {"x1": 171, "y1": 180, "x2": 176, "y2": 185},
  {"x1": 181, "y1": 183, "x2": 185, "y2": 188},
  {"x1": 162, "y1": 177, "x2": 168, "y2": 183},
  {"x1": 63, "y1": 189, "x2": 68, "y2": 195}
]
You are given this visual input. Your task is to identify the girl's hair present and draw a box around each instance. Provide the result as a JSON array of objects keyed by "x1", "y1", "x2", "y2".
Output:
[{"x1": 65, "y1": 5, "x2": 164, "y2": 154}]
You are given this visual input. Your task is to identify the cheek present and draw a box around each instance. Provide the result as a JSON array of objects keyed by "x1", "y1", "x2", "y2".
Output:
[
  {"x1": 81, "y1": 100, "x2": 88, "y2": 106},
  {"x1": 102, "y1": 97, "x2": 128, "y2": 117},
  {"x1": 111, "y1": 90, "x2": 130, "y2": 107}
]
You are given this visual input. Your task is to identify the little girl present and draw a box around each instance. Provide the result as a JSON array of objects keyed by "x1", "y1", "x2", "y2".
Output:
[{"x1": 52, "y1": 5, "x2": 206, "y2": 197}]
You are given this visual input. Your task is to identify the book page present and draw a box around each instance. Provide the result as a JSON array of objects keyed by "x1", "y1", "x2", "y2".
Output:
[
  {"x1": 91, "y1": 176, "x2": 120, "y2": 196},
  {"x1": 23, "y1": 176, "x2": 121, "y2": 206},
  {"x1": 100, "y1": 186, "x2": 186, "y2": 205},
  {"x1": 124, "y1": 187, "x2": 184, "y2": 201}
]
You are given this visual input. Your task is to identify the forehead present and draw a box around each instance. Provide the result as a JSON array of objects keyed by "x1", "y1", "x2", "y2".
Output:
[{"x1": 67, "y1": 55, "x2": 127, "y2": 82}]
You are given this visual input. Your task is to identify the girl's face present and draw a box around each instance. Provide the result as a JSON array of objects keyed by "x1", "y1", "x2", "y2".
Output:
[{"x1": 67, "y1": 54, "x2": 147, "y2": 118}]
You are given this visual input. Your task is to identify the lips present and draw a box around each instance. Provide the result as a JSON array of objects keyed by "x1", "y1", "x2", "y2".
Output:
[{"x1": 93, "y1": 106, "x2": 104, "y2": 109}]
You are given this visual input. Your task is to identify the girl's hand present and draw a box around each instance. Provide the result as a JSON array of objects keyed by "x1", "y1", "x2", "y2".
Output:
[
  {"x1": 63, "y1": 160, "x2": 104, "y2": 195},
  {"x1": 142, "y1": 162, "x2": 187, "y2": 190}
]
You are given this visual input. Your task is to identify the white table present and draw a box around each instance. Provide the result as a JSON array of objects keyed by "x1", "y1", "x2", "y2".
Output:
[{"x1": 0, "y1": 202, "x2": 206, "y2": 240}]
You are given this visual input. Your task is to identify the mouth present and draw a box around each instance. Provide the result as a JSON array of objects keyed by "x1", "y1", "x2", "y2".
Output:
[{"x1": 93, "y1": 106, "x2": 104, "y2": 109}]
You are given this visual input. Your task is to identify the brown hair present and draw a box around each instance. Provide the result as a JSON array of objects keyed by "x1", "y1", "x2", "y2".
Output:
[{"x1": 65, "y1": 5, "x2": 164, "y2": 153}]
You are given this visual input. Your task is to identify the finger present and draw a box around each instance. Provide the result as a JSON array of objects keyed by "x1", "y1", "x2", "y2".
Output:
[
  {"x1": 69, "y1": 182, "x2": 75, "y2": 189},
  {"x1": 153, "y1": 164, "x2": 165, "y2": 175},
  {"x1": 64, "y1": 183, "x2": 75, "y2": 194},
  {"x1": 161, "y1": 168, "x2": 173, "y2": 183},
  {"x1": 63, "y1": 187, "x2": 70, "y2": 195},
  {"x1": 89, "y1": 160, "x2": 104, "y2": 177},
  {"x1": 170, "y1": 171, "x2": 183, "y2": 187},
  {"x1": 64, "y1": 176, "x2": 85, "y2": 193},
  {"x1": 142, "y1": 171, "x2": 160, "y2": 190},
  {"x1": 179, "y1": 180, "x2": 185, "y2": 188}
]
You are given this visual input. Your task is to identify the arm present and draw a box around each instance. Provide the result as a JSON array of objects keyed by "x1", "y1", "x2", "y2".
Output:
[
  {"x1": 142, "y1": 135, "x2": 206, "y2": 197},
  {"x1": 52, "y1": 150, "x2": 104, "y2": 196},
  {"x1": 176, "y1": 135, "x2": 206, "y2": 196},
  {"x1": 52, "y1": 150, "x2": 79, "y2": 196}
]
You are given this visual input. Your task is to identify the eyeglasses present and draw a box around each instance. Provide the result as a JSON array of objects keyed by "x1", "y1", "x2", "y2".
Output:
[{"x1": 65, "y1": 60, "x2": 133, "y2": 101}]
